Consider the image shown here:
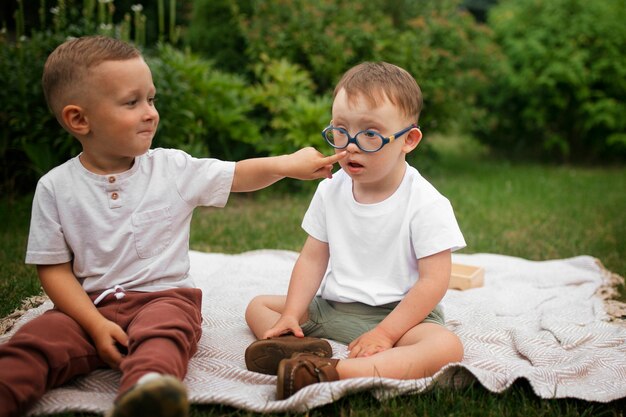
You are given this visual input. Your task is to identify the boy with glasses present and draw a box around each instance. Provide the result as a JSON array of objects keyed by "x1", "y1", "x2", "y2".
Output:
[{"x1": 245, "y1": 62, "x2": 466, "y2": 399}]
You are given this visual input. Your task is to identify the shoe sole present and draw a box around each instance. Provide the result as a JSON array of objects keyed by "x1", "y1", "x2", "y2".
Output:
[
  {"x1": 276, "y1": 357, "x2": 292, "y2": 400},
  {"x1": 107, "y1": 376, "x2": 189, "y2": 417},
  {"x1": 245, "y1": 336, "x2": 332, "y2": 375}
]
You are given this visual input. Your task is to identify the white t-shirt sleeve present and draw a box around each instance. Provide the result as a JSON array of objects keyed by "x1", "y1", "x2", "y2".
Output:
[
  {"x1": 167, "y1": 150, "x2": 235, "y2": 208},
  {"x1": 410, "y1": 197, "x2": 466, "y2": 259},
  {"x1": 25, "y1": 178, "x2": 73, "y2": 265},
  {"x1": 301, "y1": 181, "x2": 329, "y2": 243}
]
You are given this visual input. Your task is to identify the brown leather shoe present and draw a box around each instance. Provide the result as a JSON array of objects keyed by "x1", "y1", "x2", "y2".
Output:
[
  {"x1": 276, "y1": 353, "x2": 340, "y2": 400},
  {"x1": 245, "y1": 335, "x2": 332, "y2": 375}
]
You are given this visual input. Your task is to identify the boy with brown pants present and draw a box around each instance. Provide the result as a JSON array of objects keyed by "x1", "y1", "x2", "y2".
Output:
[{"x1": 0, "y1": 35, "x2": 344, "y2": 417}]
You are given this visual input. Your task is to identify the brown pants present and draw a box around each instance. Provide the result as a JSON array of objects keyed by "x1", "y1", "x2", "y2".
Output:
[{"x1": 0, "y1": 287, "x2": 202, "y2": 417}]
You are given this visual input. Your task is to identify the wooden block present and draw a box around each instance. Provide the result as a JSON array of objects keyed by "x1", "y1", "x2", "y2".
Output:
[{"x1": 449, "y1": 263, "x2": 484, "y2": 290}]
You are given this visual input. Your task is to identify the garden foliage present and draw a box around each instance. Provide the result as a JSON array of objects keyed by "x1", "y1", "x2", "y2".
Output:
[
  {"x1": 2, "y1": 0, "x2": 624, "y2": 196},
  {"x1": 189, "y1": 0, "x2": 498, "y2": 134},
  {"x1": 147, "y1": 44, "x2": 260, "y2": 162},
  {"x1": 0, "y1": 31, "x2": 74, "y2": 196},
  {"x1": 247, "y1": 55, "x2": 331, "y2": 156},
  {"x1": 472, "y1": 0, "x2": 626, "y2": 162}
]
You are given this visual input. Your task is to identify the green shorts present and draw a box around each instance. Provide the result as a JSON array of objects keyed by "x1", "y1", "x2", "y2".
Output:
[{"x1": 300, "y1": 296, "x2": 445, "y2": 345}]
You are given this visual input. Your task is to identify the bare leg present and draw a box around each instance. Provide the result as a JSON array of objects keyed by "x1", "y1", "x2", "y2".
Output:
[
  {"x1": 247, "y1": 297, "x2": 463, "y2": 380},
  {"x1": 246, "y1": 295, "x2": 309, "y2": 338},
  {"x1": 336, "y1": 323, "x2": 463, "y2": 380},
  {"x1": 244, "y1": 296, "x2": 331, "y2": 375}
]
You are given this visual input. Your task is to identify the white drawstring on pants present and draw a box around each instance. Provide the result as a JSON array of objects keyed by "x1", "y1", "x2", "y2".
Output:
[{"x1": 93, "y1": 285, "x2": 126, "y2": 305}]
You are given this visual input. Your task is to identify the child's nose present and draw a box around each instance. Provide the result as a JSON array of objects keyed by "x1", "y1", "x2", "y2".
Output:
[
  {"x1": 144, "y1": 105, "x2": 158, "y2": 120},
  {"x1": 346, "y1": 141, "x2": 360, "y2": 153}
]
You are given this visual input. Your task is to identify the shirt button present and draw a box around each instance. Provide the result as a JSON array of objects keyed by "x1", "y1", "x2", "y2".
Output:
[
  {"x1": 111, "y1": 192, "x2": 119, "y2": 200},
  {"x1": 108, "y1": 176, "x2": 116, "y2": 183}
]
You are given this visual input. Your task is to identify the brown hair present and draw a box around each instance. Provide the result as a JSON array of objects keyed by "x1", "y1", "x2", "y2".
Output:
[
  {"x1": 333, "y1": 62, "x2": 423, "y2": 123},
  {"x1": 42, "y1": 35, "x2": 141, "y2": 116}
]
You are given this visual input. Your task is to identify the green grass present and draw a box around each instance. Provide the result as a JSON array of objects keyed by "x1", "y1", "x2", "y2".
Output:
[
  {"x1": 0, "y1": 196, "x2": 41, "y2": 318},
  {"x1": 1, "y1": 135, "x2": 625, "y2": 416},
  {"x1": 424, "y1": 136, "x2": 626, "y2": 282}
]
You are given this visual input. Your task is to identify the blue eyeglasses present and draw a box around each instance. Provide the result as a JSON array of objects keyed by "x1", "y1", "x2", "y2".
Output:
[{"x1": 321, "y1": 124, "x2": 418, "y2": 153}]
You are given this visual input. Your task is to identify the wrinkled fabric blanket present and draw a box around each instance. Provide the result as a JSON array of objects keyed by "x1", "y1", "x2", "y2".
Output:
[{"x1": 2, "y1": 250, "x2": 625, "y2": 415}]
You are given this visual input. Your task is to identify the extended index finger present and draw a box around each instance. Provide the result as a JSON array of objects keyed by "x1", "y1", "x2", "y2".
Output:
[{"x1": 321, "y1": 151, "x2": 347, "y2": 165}]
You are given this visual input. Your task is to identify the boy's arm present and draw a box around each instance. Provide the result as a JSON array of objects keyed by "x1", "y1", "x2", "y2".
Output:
[
  {"x1": 348, "y1": 249, "x2": 451, "y2": 358},
  {"x1": 262, "y1": 236, "x2": 329, "y2": 339},
  {"x1": 231, "y1": 147, "x2": 346, "y2": 192},
  {"x1": 37, "y1": 262, "x2": 129, "y2": 369}
]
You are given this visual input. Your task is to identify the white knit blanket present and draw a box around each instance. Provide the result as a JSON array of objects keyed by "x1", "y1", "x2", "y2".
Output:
[{"x1": 2, "y1": 250, "x2": 625, "y2": 416}]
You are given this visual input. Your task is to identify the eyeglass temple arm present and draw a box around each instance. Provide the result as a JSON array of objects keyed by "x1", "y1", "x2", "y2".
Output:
[{"x1": 388, "y1": 123, "x2": 419, "y2": 142}]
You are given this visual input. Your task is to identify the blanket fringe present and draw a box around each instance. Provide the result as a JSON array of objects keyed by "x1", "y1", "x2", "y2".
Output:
[
  {"x1": 594, "y1": 259, "x2": 626, "y2": 325},
  {"x1": 0, "y1": 294, "x2": 49, "y2": 336}
]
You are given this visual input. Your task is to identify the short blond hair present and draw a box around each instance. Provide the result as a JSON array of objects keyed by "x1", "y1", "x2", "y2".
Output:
[
  {"x1": 42, "y1": 35, "x2": 141, "y2": 117},
  {"x1": 334, "y1": 62, "x2": 423, "y2": 123}
]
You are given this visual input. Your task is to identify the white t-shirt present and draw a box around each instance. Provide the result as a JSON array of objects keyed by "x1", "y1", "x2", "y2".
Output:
[
  {"x1": 25, "y1": 148, "x2": 235, "y2": 294},
  {"x1": 302, "y1": 164, "x2": 466, "y2": 306}
]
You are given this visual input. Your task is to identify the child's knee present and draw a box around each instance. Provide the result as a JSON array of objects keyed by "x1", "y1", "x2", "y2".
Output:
[
  {"x1": 244, "y1": 295, "x2": 265, "y2": 323},
  {"x1": 441, "y1": 331, "x2": 464, "y2": 362}
]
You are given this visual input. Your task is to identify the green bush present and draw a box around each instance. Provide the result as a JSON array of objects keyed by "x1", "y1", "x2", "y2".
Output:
[
  {"x1": 235, "y1": 0, "x2": 391, "y2": 93},
  {"x1": 375, "y1": 2, "x2": 500, "y2": 131},
  {"x1": 148, "y1": 46, "x2": 333, "y2": 162},
  {"x1": 184, "y1": 0, "x2": 250, "y2": 74},
  {"x1": 0, "y1": 31, "x2": 78, "y2": 196},
  {"x1": 147, "y1": 44, "x2": 261, "y2": 161},
  {"x1": 472, "y1": 0, "x2": 626, "y2": 162},
  {"x1": 215, "y1": 0, "x2": 499, "y2": 135},
  {"x1": 246, "y1": 55, "x2": 331, "y2": 156}
]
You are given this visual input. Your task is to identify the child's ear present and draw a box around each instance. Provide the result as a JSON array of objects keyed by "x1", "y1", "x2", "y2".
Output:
[
  {"x1": 61, "y1": 105, "x2": 90, "y2": 136},
  {"x1": 402, "y1": 127, "x2": 422, "y2": 153}
]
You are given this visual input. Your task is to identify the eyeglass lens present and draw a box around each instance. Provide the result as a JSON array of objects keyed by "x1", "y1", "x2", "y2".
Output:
[{"x1": 325, "y1": 128, "x2": 383, "y2": 152}]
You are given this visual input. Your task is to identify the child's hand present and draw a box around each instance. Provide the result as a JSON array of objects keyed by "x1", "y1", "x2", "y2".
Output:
[
  {"x1": 91, "y1": 319, "x2": 129, "y2": 369},
  {"x1": 262, "y1": 315, "x2": 304, "y2": 339},
  {"x1": 284, "y1": 148, "x2": 347, "y2": 180},
  {"x1": 348, "y1": 327, "x2": 394, "y2": 358}
]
